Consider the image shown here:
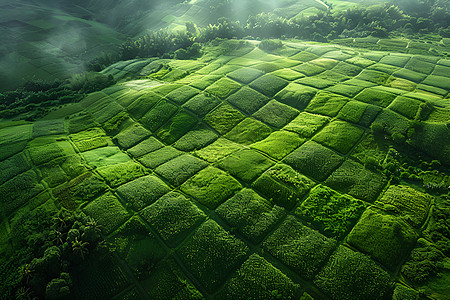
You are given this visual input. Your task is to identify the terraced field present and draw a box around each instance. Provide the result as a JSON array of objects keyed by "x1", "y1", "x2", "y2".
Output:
[{"x1": 1, "y1": 39, "x2": 449, "y2": 299}]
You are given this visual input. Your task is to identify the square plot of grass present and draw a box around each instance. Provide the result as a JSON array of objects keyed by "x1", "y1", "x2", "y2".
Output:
[
  {"x1": 346, "y1": 56, "x2": 375, "y2": 68},
  {"x1": 177, "y1": 220, "x2": 249, "y2": 293},
  {"x1": 253, "y1": 62, "x2": 282, "y2": 73},
  {"x1": 114, "y1": 124, "x2": 151, "y2": 149},
  {"x1": 227, "y1": 67, "x2": 264, "y2": 84},
  {"x1": 218, "y1": 149, "x2": 275, "y2": 183},
  {"x1": 194, "y1": 137, "x2": 244, "y2": 163},
  {"x1": 295, "y1": 185, "x2": 366, "y2": 239},
  {"x1": 205, "y1": 77, "x2": 241, "y2": 99},
  {"x1": 393, "y1": 68, "x2": 427, "y2": 83},
  {"x1": 376, "y1": 185, "x2": 432, "y2": 228},
  {"x1": 253, "y1": 163, "x2": 313, "y2": 209},
  {"x1": 28, "y1": 141, "x2": 75, "y2": 165},
  {"x1": 216, "y1": 188, "x2": 285, "y2": 243},
  {"x1": 0, "y1": 153, "x2": 29, "y2": 186},
  {"x1": 283, "y1": 112, "x2": 329, "y2": 138},
  {"x1": 82, "y1": 146, "x2": 130, "y2": 168},
  {"x1": 222, "y1": 254, "x2": 300, "y2": 299},
  {"x1": 337, "y1": 101, "x2": 381, "y2": 127},
  {"x1": 181, "y1": 166, "x2": 242, "y2": 209},
  {"x1": 155, "y1": 110, "x2": 198, "y2": 145},
  {"x1": 332, "y1": 61, "x2": 362, "y2": 76},
  {"x1": 387, "y1": 96, "x2": 423, "y2": 119},
  {"x1": 140, "y1": 100, "x2": 178, "y2": 132},
  {"x1": 127, "y1": 92, "x2": 161, "y2": 119},
  {"x1": 116, "y1": 175, "x2": 171, "y2": 211},
  {"x1": 204, "y1": 103, "x2": 245, "y2": 135},
  {"x1": 249, "y1": 74, "x2": 288, "y2": 97},
  {"x1": 355, "y1": 69, "x2": 390, "y2": 85},
  {"x1": 263, "y1": 215, "x2": 337, "y2": 279},
  {"x1": 271, "y1": 68, "x2": 304, "y2": 81},
  {"x1": 224, "y1": 117, "x2": 272, "y2": 145},
  {"x1": 166, "y1": 85, "x2": 200, "y2": 104},
  {"x1": 355, "y1": 88, "x2": 397, "y2": 108},
  {"x1": 182, "y1": 93, "x2": 220, "y2": 117},
  {"x1": 325, "y1": 160, "x2": 387, "y2": 202},
  {"x1": 373, "y1": 109, "x2": 411, "y2": 136},
  {"x1": 275, "y1": 83, "x2": 317, "y2": 110},
  {"x1": 405, "y1": 57, "x2": 435, "y2": 75},
  {"x1": 379, "y1": 54, "x2": 411, "y2": 67},
  {"x1": 295, "y1": 77, "x2": 335, "y2": 89},
  {"x1": 315, "y1": 246, "x2": 391, "y2": 300},
  {"x1": 284, "y1": 141, "x2": 344, "y2": 181},
  {"x1": 155, "y1": 154, "x2": 208, "y2": 186},
  {"x1": 432, "y1": 64, "x2": 450, "y2": 77},
  {"x1": 347, "y1": 208, "x2": 418, "y2": 270},
  {"x1": 127, "y1": 137, "x2": 164, "y2": 158},
  {"x1": 313, "y1": 120, "x2": 365, "y2": 154},
  {"x1": 290, "y1": 51, "x2": 319, "y2": 62},
  {"x1": 293, "y1": 62, "x2": 326, "y2": 76},
  {"x1": 368, "y1": 63, "x2": 400, "y2": 75},
  {"x1": 226, "y1": 86, "x2": 269, "y2": 115},
  {"x1": 251, "y1": 131, "x2": 305, "y2": 160},
  {"x1": 97, "y1": 161, "x2": 147, "y2": 187},
  {"x1": 83, "y1": 192, "x2": 130, "y2": 235},
  {"x1": 188, "y1": 75, "x2": 222, "y2": 90},
  {"x1": 140, "y1": 192, "x2": 206, "y2": 246},
  {"x1": 253, "y1": 100, "x2": 299, "y2": 128},
  {"x1": 70, "y1": 128, "x2": 109, "y2": 152},
  {"x1": 306, "y1": 91, "x2": 349, "y2": 117},
  {"x1": 422, "y1": 75, "x2": 450, "y2": 90},
  {"x1": 173, "y1": 125, "x2": 218, "y2": 152},
  {"x1": 32, "y1": 119, "x2": 66, "y2": 138},
  {"x1": 316, "y1": 70, "x2": 350, "y2": 83},
  {"x1": 138, "y1": 146, "x2": 183, "y2": 169}
]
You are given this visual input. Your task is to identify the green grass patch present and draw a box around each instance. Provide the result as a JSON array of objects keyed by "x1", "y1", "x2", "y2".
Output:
[
  {"x1": 32, "y1": 119, "x2": 66, "y2": 138},
  {"x1": 393, "y1": 68, "x2": 427, "y2": 83},
  {"x1": 253, "y1": 100, "x2": 299, "y2": 128},
  {"x1": 293, "y1": 62, "x2": 326, "y2": 76},
  {"x1": 181, "y1": 166, "x2": 242, "y2": 209},
  {"x1": 194, "y1": 137, "x2": 244, "y2": 163},
  {"x1": 188, "y1": 75, "x2": 222, "y2": 90},
  {"x1": 376, "y1": 185, "x2": 432, "y2": 228},
  {"x1": 315, "y1": 246, "x2": 391, "y2": 300},
  {"x1": 249, "y1": 74, "x2": 288, "y2": 97},
  {"x1": 313, "y1": 120, "x2": 365, "y2": 154},
  {"x1": 177, "y1": 220, "x2": 249, "y2": 293},
  {"x1": 155, "y1": 110, "x2": 198, "y2": 145},
  {"x1": 0, "y1": 140, "x2": 27, "y2": 162},
  {"x1": 82, "y1": 146, "x2": 130, "y2": 168},
  {"x1": 347, "y1": 208, "x2": 418, "y2": 270},
  {"x1": 205, "y1": 77, "x2": 241, "y2": 99},
  {"x1": 83, "y1": 192, "x2": 130, "y2": 235},
  {"x1": 405, "y1": 57, "x2": 435, "y2": 74},
  {"x1": 355, "y1": 87, "x2": 397, "y2": 107},
  {"x1": 427, "y1": 107, "x2": 450, "y2": 123},
  {"x1": 224, "y1": 117, "x2": 272, "y2": 145},
  {"x1": 127, "y1": 137, "x2": 164, "y2": 158},
  {"x1": 127, "y1": 92, "x2": 161, "y2": 119},
  {"x1": 204, "y1": 103, "x2": 245, "y2": 135},
  {"x1": 0, "y1": 153, "x2": 29, "y2": 186},
  {"x1": 271, "y1": 68, "x2": 304, "y2": 81},
  {"x1": 140, "y1": 100, "x2": 178, "y2": 132},
  {"x1": 116, "y1": 175, "x2": 170, "y2": 211},
  {"x1": 387, "y1": 96, "x2": 423, "y2": 119},
  {"x1": 379, "y1": 54, "x2": 411, "y2": 67},
  {"x1": 432, "y1": 65, "x2": 450, "y2": 77},
  {"x1": 39, "y1": 162, "x2": 67, "y2": 188},
  {"x1": 305, "y1": 91, "x2": 349, "y2": 117},
  {"x1": 409, "y1": 122, "x2": 450, "y2": 166},
  {"x1": 222, "y1": 254, "x2": 300, "y2": 299},
  {"x1": 227, "y1": 67, "x2": 264, "y2": 84},
  {"x1": 332, "y1": 61, "x2": 362, "y2": 76},
  {"x1": 310, "y1": 58, "x2": 339, "y2": 69},
  {"x1": 114, "y1": 90, "x2": 145, "y2": 107},
  {"x1": 355, "y1": 69, "x2": 390, "y2": 85},
  {"x1": 252, "y1": 62, "x2": 282, "y2": 73},
  {"x1": 422, "y1": 75, "x2": 450, "y2": 90},
  {"x1": 345, "y1": 56, "x2": 375, "y2": 68},
  {"x1": 283, "y1": 112, "x2": 329, "y2": 138},
  {"x1": 273, "y1": 58, "x2": 302, "y2": 68},
  {"x1": 183, "y1": 93, "x2": 220, "y2": 117},
  {"x1": 295, "y1": 185, "x2": 366, "y2": 239},
  {"x1": 216, "y1": 188, "x2": 285, "y2": 243},
  {"x1": 155, "y1": 154, "x2": 208, "y2": 186},
  {"x1": 138, "y1": 146, "x2": 182, "y2": 169},
  {"x1": 70, "y1": 128, "x2": 109, "y2": 152},
  {"x1": 284, "y1": 141, "x2": 344, "y2": 181},
  {"x1": 28, "y1": 140, "x2": 75, "y2": 165},
  {"x1": 337, "y1": 101, "x2": 381, "y2": 126},
  {"x1": 373, "y1": 109, "x2": 411, "y2": 136},
  {"x1": 296, "y1": 76, "x2": 335, "y2": 89},
  {"x1": 226, "y1": 86, "x2": 269, "y2": 115},
  {"x1": 289, "y1": 51, "x2": 319, "y2": 62},
  {"x1": 166, "y1": 85, "x2": 200, "y2": 105},
  {"x1": 367, "y1": 63, "x2": 400, "y2": 74},
  {"x1": 325, "y1": 160, "x2": 387, "y2": 202},
  {"x1": 218, "y1": 149, "x2": 274, "y2": 183},
  {"x1": 67, "y1": 112, "x2": 97, "y2": 134},
  {"x1": 140, "y1": 192, "x2": 206, "y2": 247},
  {"x1": 253, "y1": 163, "x2": 313, "y2": 209},
  {"x1": 263, "y1": 215, "x2": 337, "y2": 279},
  {"x1": 173, "y1": 124, "x2": 218, "y2": 152},
  {"x1": 97, "y1": 161, "x2": 147, "y2": 187},
  {"x1": 152, "y1": 83, "x2": 183, "y2": 96},
  {"x1": 114, "y1": 123, "x2": 151, "y2": 149},
  {"x1": 274, "y1": 83, "x2": 317, "y2": 110},
  {"x1": 251, "y1": 131, "x2": 305, "y2": 160}
]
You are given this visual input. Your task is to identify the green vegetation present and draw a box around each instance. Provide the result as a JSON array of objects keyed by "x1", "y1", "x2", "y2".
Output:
[
  {"x1": 226, "y1": 86, "x2": 269, "y2": 115},
  {"x1": 306, "y1": 91, "x2": 348, "y2": 117},
  {"x1": 249, "y1": 74, "x2": 288, "y2": 97},
  {"x1": 253, "y1": 100, "x2": 299, "y2": 128},
  {"x1": 155, "y1": 110, "x2": 198, "y2": 144},
  {"x1": 224, "y1": 117, "x2": 272, "y2": 145},
  {"x1": 205, "y1": 77, "x2": 241, "y2": 98},
  {"x1": 251, "y1": 131, "x2": 305, "y2": 160},
  {"x1": 177, "y1": 220, "x2": 249, "y2": 293},
  {"x1": 97, "y1": 161, "x2": 147, "y2": 187},
  {"x1": 127, "y1": 137, "x2": 164, "y2": 158},
  {"x1": 253, "y1": 164, "x2": 313, "y2": 209},
  {"x1": 138, "y1": 146, "x2": 183, "y2": 169},
  {"x1": 194, "y1": 137, "x2": 244, "y2": 163},
  {"x1": 181, "y1": 166, "x2": 241, "y2": 209},
  {"x1": 295, "y1": 185, "x2": 366, "y2": 239},
  {"x1": 70, "y1": 128, "x2": 109, "y2": 152},
  {"x1": 315, "y1": 246, "x2": 391, "y2": 300},
  {"x1": 155, "y1": 154, "x2": 208, "y2": 186},
  {"x1": 313, "y1": 120, "x2": 365, "y2": 154},
  {"x1": 140, "y1": 192, "x2": 206, "y2": 246},
  {"x1": 204, "y1": 103, "x2": 245, "y2": 135},
  {"x1": 283, "y1": 112, "x2": 329, "y2": 138},
  {"x1": 183, "y1": 93, "x2": 220, "y2": 117},
  {"x1": 140, "y1": 100, "x2": 178, "y2": 132},
  {"x1": 173, "y1": 125, "x2": 218, "y2": 151},
  {"x1": 114, "y1": 124, "x2": 151, "y2": 149},
  {"x1": 216, "y1": 188, "x2": 285, "y2": 243}
]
